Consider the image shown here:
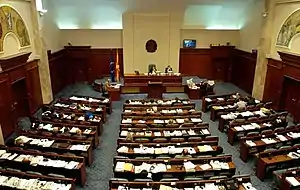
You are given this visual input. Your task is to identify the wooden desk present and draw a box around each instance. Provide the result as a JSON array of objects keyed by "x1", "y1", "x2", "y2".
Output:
[
  {"x1": 109, "y1": 176, "x2": 251, "y2": 190},
  {"x1": 148, "y1": 81, "x2": 163, "y2": 99},
  {"x1": 187, "y1": 87, "x2": 201, "y2": 100},
  {"x1": 107, "y1": 86, "x2": 121, "y2": 101},
  {"x1": 124, "y1": 74, "x2": 182, "y2": 85},
  {"x1": 201, "y1": 93, "x2": 236, "y2": 112}
]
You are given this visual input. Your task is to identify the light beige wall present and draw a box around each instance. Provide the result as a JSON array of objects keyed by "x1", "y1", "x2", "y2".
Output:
[
  {"x1": 0, "y1": 1, "x2": 36, "y2": 59},
  {"x1": 238, "y1": 0, "x2": 264, "y2": 52},
  {"x1": 41, "y1": 0, "x2": 62, "y2": 52},
  {"x1": 123, "y1": 12, "x2": 181, "y2": 74},
  {"x1": 270, "y1": 1, "x2": 300, "y2": 59},
  {"x1": 180, "y1": 29, "x2": 240, "y2": 48},
  {"x1": 60, "y1": 29, "x2": 123, "y2": 48}
]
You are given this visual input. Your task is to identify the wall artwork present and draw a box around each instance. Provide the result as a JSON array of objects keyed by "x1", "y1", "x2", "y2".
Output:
[
  {"x1": 0, "y1": 5, "x2": 31, "y2": 52},
  {"x1": 276, "y1": 9, "x2": 300, "y2": 48}
]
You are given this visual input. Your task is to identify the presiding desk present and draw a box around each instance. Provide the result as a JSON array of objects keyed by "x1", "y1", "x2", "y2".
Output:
[{"x1": 124, "y1": 73, "x2": 182, "y2": 85}]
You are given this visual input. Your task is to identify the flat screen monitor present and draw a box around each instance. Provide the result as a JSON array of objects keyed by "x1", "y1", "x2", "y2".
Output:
[{"x1": 183, "y1": 39, "x2": 196, "y2": 48}]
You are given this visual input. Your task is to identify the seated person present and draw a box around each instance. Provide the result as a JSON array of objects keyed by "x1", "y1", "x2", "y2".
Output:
[
  {"x1": 102, "y1": 79, "x2": 111, "y2": 97},
  {"x1": 165, "y1": 65, "x2": 173, "y2": 73},
  {"x1": 235, "y1": 99, "x2": 247, "y2": 110},
  {"x1": 149, "y1": 65, "x2": 157, "y2": 75},
  {"x1": 187, "y1": 78, "x2": 197, "y2": 89},
  {"x1": 271, "y1": 115, "x2": 288, "y2": 128},
  {"x1": 245, "y1": 96, "x2": 256, "y2": 105}
]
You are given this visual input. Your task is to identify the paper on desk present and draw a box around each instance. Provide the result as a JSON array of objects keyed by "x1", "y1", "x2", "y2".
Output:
[
  {"x1": 246, "y1": 140, "x2": 256, "y2": 147},
  {"x1": 242, "y1": 182, "x2": 257, "y2": 190},
  {"x1": 234, "y1": 126, "x2": 244, "y2": 131},
  {"x1": 159, "y1": 185, "x2": 172, "y2": 190},
  {"x1": 191, "y1": 118, "x2": 202, "y2": 123},
  {"x1": 205, "y1": 98, "x2": 212, "y2": 102},
  {"x1": 286, "y1": 177, "x2": 300, "y2": 186},
  {"x1": 200, "y1": 163, "x2": 212, "y2": 170},
  {"x1": 201, "y1": 129, "x2": 210, "y2": 135},
  {"x1": 276, "y1": 134, "x2": 288, "y2": 141}
]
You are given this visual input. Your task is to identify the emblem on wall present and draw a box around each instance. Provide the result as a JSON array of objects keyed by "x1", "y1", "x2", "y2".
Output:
[
  {"x1": 276, "y1": 9, "x2": 300, "y2": 48},
  {"x1": 0, "y1": 5, "x2": 31, "y2": 53},
  {"x1": 145, "y1": 39, "x2": 157, "y2": 53}
]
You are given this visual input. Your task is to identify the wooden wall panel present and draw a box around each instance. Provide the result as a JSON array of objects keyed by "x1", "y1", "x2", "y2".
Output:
[
  {"x1": 89, "y1": 49, "x2": 124, "y2": 82},
  {"x1": 230, "y1": 49, "x2": 257, "y2": 94},
  {"x1": 263, "y1": 52, "x2": 300, "y2": 122},
  {"x1": 179, "y1": 49, "x2": 213, "y2": 79},
  {"x1": 48, "y1": 49, "x2": 68, "y2": 95}
]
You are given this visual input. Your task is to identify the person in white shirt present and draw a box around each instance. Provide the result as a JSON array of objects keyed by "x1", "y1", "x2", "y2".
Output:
[{"x1": 235, "y1": 99, "x2": 247, "y2": 109}]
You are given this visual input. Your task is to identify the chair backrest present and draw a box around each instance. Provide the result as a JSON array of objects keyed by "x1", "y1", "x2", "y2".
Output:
[{"x1": 148, "y1": 64, "x2": 156, "y2": 73}]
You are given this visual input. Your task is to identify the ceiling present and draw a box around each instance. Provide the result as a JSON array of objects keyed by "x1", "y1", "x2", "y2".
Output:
[{"x1": 44, "y1": 0, "x2": 260, "y2": 30}]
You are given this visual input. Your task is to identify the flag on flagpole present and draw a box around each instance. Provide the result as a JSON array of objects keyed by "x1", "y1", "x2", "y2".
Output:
[
  {"x1": 109, "y1": 49, "x2": 115, "y2": 82},
  {"x1": 115, "y1": 48, "x2": 120, "y2": 82}
]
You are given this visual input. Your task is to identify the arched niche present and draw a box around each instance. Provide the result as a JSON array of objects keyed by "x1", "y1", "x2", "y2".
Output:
[
  {"x1": 276, "y1": 8, "x2": 300, "y2": 48},
  {"x1": 0, "y1": 5, "x2": 31, "y2": 53}
]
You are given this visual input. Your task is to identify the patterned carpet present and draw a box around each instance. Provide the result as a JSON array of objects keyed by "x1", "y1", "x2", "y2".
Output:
[{"x1": 21, "y1": 80, "x2": 274, "y2": 190}]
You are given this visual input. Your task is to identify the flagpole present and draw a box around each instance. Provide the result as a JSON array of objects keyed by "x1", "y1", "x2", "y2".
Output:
[{"x1": 115, "y1": 48, "x2": 120, "y2": 82}]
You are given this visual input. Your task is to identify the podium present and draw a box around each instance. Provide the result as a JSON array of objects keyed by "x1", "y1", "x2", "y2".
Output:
[{"x1": 148, "y1": 81, "x2": 163, "y2": 99}]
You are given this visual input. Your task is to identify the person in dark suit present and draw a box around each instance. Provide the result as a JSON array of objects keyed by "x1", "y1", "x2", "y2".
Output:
[
  {"x1": 165, "y1": 65, "x2": 173, "y2": 73},
  {"x1": 149, "y1": 65, "x2": 157, "y2": 74}
]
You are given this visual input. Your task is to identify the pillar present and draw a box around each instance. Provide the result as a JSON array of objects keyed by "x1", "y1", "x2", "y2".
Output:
[
  {"x1": 252, "y1": 0, "x2": 276, "y2": 100},
  {"x1": 29, "y1": 0, "x2": 53, "y2": 103}
]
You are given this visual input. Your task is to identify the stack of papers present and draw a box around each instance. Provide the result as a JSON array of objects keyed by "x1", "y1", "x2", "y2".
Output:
[
  {"x1": 70, "y1": 145, "x2": 90, "y2": 151},
  {"x1": 176, "y1": 119, "x2": 184, "y2": 123},
  {"x1": 246, "y1": 140, "x2": 256, "y2": 147},
  {"x1": 154, "y1": 120, "x2": 164, "y2": 124},
  {"x1": 200, "y1": 164, "x2": 212, "y2": 170},
  {"x1": 198, "y1": 145, "x2": 213, "y2": 152},
  {"x1": 205, "y1": 98, "x2": 212, "y2": 102},
  {"x1": 261, "y1": 138, "x2": 277, "y2": 144},
  {"x1": 286, "y1": 177, "x2": 300, "y2": 186},
  {"x1": 201, "y1": 129, "x2": 210, "y2": 135},
  {"x1": 191, "y1": 118, "x2": 202, "y2": 123},
  {"x1": 276, "y1": 134, "x2": 288, "y2": 141},
  {"x1": 117, "y1": 146, "x2": 129, "y2": 153},
  {"x1": 288, "y1": 132, "x2": 300, "y2": 139},
  {"x1": 234, "y1": 126, "x2": 244, "y2": 131},
  {"x1": 242, "y1": 182, "x2": 257, "y2": 190},
  {"x1": 122, "y1": 119, "x2": 132, "y2": 124},
  {"x1": 184, "y1": 161, "x2": 196, "y2": 172}
]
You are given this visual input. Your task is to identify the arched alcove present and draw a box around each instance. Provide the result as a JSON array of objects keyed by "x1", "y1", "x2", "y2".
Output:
[
  {"x1": 276, "y1": 8, "x2": 300, "y2": 48},
  {"x1": 0, "y1": 5, "x2": 31, "y2": 53}
]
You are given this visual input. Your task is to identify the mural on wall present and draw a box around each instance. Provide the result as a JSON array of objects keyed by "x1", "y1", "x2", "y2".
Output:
[
  {"x1": 0, "y1": 5, "x2": 30, "y2": 52},
  {"x1": 276, "y1": 9, "x2": 300, "y2": 48}
]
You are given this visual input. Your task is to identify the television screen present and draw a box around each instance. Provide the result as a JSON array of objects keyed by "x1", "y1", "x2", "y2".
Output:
[{"x1": 183, "y1": 39, "x2": 196, "y2": 48}]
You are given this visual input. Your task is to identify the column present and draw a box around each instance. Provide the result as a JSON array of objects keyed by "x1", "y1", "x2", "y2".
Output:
[
  {"x1": 29, "y1": 0, "x2": 53, "y2": 103},
  {"x1": 252, "y1": 0, "x2": 276, "y2": 100}
]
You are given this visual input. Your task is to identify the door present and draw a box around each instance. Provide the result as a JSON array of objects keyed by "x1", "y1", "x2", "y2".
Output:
[
  {"x1": 25, "y1": 61, "x2": 43, "y2": 115},
  {"x1": 282, "y1": 77, "x2": 300, "y2": 122},
  {"x1": 0, "y1": 74, "x2": 14, "y2": 139}
]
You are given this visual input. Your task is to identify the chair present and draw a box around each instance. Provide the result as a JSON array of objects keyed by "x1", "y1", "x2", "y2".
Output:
[
  {"x1": 6, "y1": 168, "x2": 22, "y2": 172},
  {"x1": 26, "y1": 171, "x2": 42, "y2": 176},
  {"x1": 274, "y1": 127, "x2": 285, "y2": 133},
  {"x1": 63, "y1": 152, "x2": 77, "y2": 157},
  {"x1": 180, "y1": 123, "x2": 194, "y2": 128},
  {"x1": 110, "y1": 178, "x2": 128, "y2": 182},
  {"x1": 135, "y1": 124, "x2": 148, "y2": 128},
  {"x1": 48, "y1": 173, "x2": 66, "y2": 178},
  {"x1": 135, "y1": 138, "x2": 150, "y2": 143},
  {"x1": 41, "y1": 131, "x2": 53, "y2": 137},
  {"x1": 279, "y1": 145, "x2": 291, "y2": 150},
  {"x1": 157, "y1": 156, "x2": 171, "y2": 159},
  {"x1": 248, "y1": 117, "x2": 259, "y2": 122},
  {"x1": 188, "y1": 137, "x2": 202, "y2": 142},
  {"x1": 136, "y1": 157, "x2": 151, "y2": 159},
  {"x1": 175, "y1": 155, "x2": 192, "y2": 158},
  {"x1": 261, "y1": 129, "x2": 273, "y2": 135},
  {"x1": 160, "y1": 178, "x2": 179, "y2": 182},
  {"x1": 209, "y1": 176, "x2": 227, "y2": 180},
  {"x1": 114, "y1": 156, "x2": 129, "y2": 159},
  {"x1": 153, "y1": 138, "x2": 168, "y2": 143},
  {"x1": 166, "y1": 124, "x2": 179, "y2": 128},
  {"x1": 170, "y1": 138, "x2": 185, "y2": 143},
  {"x1": 134, "y1": 179, "x2": 153, "y2": 182},
  {"x1": 246, "y1": 132, "x2": 259, "y2": 137},
  {"x1": 184, "y1": 177, "x2": 203, "y2": 181}
]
